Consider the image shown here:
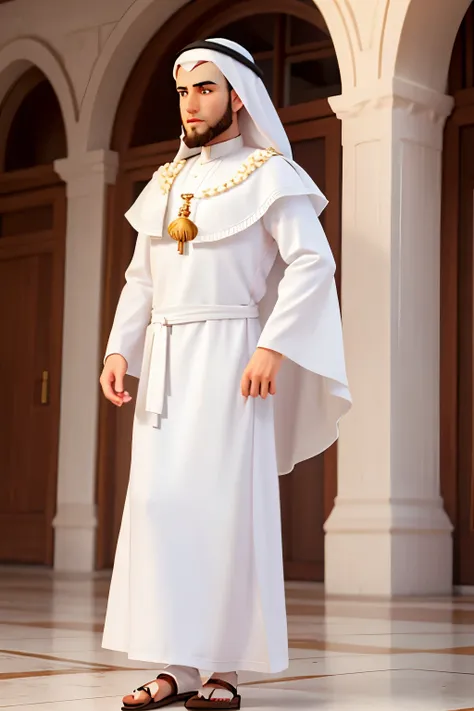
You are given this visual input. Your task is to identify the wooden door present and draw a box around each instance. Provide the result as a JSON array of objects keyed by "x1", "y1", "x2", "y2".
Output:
[
  {"x1": 441, "y1": 5, "x2": 474, "y2": 585},
  {"x1": 442, "y1": 112, "x2": 474, "y2": 586},
  {"x1": 279, "y1": 108, "x2": 341, "y2": 580},
  {"x1": 0, "y1": 175, "x2": 65, "y2": 564},
  {"x1": 456, "y1": 142, "x2": 474, "y2": 584}
]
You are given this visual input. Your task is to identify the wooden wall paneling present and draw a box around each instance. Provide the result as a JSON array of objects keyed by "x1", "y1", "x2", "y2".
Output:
[
  {"x1": 0, "y1": 183, "x2": 65, "y2": 564},
  {"x1": 440, "y1": 115, "x2": 460, "y2": 532},
  {"x1": 441, "y1": 78, "x2": 474, "y2": 583}
]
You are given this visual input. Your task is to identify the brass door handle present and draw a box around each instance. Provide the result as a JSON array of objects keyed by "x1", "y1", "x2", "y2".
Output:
[{"x1": 41, "y1": 370, "x2": 49, "y2": 405}]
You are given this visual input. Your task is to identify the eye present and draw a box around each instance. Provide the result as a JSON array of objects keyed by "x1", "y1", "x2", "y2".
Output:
[
  {"x1": 201, "y1": 88, "x2": 212, "y2": 95},
  {"x1": 178, "y1": 90, "x2": 188, "y2": 97}
]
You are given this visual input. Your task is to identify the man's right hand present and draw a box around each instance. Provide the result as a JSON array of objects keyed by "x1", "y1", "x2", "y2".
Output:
[{"x1": 99, "y1": 354, "x2": 132, "y2": 407}]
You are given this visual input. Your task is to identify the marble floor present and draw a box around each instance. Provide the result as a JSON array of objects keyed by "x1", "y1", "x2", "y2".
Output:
[{"x1": 0, "y1": 569, "x2": 474, "y2": 710}]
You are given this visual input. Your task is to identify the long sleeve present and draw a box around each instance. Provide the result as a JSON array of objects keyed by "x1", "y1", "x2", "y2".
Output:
[
  {"x1": 104, "y1": 231, "x2": 153, "y2": 378},
  {"x1": 257, "y1": 194, "x2": 351, "y2": 470},
  {"x1": 258, "y1": 195, "x2": 339, "y2": 375}
]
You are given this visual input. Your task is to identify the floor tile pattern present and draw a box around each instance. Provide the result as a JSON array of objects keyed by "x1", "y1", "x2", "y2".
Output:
[{"x1": 0, "y1": 569, "x2": 473, "y2": 710}]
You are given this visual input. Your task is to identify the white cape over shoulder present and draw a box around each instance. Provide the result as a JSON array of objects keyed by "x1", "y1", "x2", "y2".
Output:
[{"x1": 122, "y1": 150, "x2": 351, "y2": 473}]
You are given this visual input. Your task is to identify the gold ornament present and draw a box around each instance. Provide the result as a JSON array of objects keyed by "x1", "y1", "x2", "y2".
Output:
[
  {"x1": 160, "y1": 147, "x2": 281, "y2": 255},
  {"x1": 168, "y1": 193, "x2": 198, "y2": 254}
]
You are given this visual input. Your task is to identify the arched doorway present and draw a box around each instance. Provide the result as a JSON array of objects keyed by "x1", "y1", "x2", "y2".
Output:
[
  {"x1": 0, "y1": 68, "x2": 67, "y2": 565},
  {"x1": 97, "y1": 0, "x2": 342, "y2": 578},
  {"x1": 441, "y1": 2, "x2": 474, "y2": 586}
]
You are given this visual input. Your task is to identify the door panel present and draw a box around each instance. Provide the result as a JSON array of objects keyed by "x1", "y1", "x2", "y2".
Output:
[
  {"x1": 441, "y1": 1, "x2": 474, "y2": 588},
  {"x1": 454, "y1": 126, "x2": 474, "y2": 584},
  {"x1": 0, "y1": 189, "x2": 64, "y2": 564},
  {"x1": 280, "y1": 117, "x2": 341, "y2": 580},
  {"x1": 280, "y1": 457, "x2": 325, "y2": 580}
]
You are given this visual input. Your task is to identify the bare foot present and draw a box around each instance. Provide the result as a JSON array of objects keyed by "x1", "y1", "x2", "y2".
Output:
[
  {"x1": 122, "y1": 678, "x2": 173, "y2": 707},
  {"x1": 201, "y1": 680, "x2": 236, "y2": 703}
]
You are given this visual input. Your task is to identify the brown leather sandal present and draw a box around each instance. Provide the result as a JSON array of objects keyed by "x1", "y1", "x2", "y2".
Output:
[
  {"x1": 122, "y1": 672, "x2": 197, "y2": 710},
  {"x1": 184, "y1": 679, "x2": 241, "y2": 709}
]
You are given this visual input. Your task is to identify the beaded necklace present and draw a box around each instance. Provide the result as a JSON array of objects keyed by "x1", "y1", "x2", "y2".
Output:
[{"x1": 158, "y1": 147, "x2": 280, "y2": 254}]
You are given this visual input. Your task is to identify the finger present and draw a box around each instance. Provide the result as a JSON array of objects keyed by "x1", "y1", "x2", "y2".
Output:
[
  {"x1": 260, "y1": 378, "x2": 270, "y2": 399},
  {"x1": 269, "y1": 380, "x2": 277, "y2": 396},
  {"x1": 101, "y1": 378, "x2": 123, "y2": 406},
  {"x1": 241, "y1": 372, "x2": 251, "y2": 397},
  {"x1": 114, "y1": 370, "x2": 125, "y2": 394},
  {"x1": 105, "y1": 371, "x2": 124, "y2": 405},
  {"x1": 116, "y1": 390, "x2": 132, "y2": 402},
  {"x1": 249, "y1": 375, "x2": 260, "y2": 398}
]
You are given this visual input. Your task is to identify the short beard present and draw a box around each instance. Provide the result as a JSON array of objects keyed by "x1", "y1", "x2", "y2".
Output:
[{"x1": 183, "y1": 94, "x2": 234, "y2": 149}]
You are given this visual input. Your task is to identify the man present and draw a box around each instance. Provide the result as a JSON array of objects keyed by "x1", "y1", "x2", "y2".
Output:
[{"x1": 99, "y1": 38, "x2": 351, "y2": 711}]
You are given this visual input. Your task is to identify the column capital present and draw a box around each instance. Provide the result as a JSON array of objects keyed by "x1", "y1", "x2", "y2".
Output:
[
  {"x1": 54, "y1": 149, "x2": 119, "y2": 197},
  {"x1": 329, "y1": 76, "x2": 454, "y2": 125}
]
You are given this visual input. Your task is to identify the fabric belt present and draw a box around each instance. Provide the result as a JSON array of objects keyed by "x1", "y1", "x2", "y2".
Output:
[{"x1": 140, "y1": 304, "x2": 260, "y2": 425}]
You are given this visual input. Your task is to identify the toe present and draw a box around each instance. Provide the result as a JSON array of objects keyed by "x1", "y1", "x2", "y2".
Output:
[{"x1": 122, "y1": 691, "x2": 146, "y2": 706}]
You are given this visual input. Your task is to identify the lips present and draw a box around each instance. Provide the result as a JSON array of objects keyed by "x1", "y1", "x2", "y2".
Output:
[{"x1": 187, "y1": 119, "x2": 203, "y2": 124}]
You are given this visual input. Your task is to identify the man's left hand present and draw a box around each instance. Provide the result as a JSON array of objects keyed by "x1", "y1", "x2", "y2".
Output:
[{"x1": 241, "y1": 347, "x2": 283, "y2": 399}]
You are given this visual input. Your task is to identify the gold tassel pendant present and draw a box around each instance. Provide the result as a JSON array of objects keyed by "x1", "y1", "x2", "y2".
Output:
[{"x1": 168, "y1": 193, "x2": 198, "y2": 254}]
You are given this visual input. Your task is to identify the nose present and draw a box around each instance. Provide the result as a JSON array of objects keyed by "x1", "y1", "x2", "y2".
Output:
[{"x1": 186, "y1": 92, "x2": 200, "y2": 116}]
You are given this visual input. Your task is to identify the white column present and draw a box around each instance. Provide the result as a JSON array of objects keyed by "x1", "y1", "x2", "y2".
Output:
[
  {"x1": 52, "y1": 150, "x2": 118, "y2": 572},
  {"x1": 324, "y1": 78, "x2": 454, "y2": 596}
]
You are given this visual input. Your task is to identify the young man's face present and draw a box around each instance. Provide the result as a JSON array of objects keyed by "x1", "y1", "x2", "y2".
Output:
[{"x1": 176, "y1": 62, "x2": 242, "y2": 148}]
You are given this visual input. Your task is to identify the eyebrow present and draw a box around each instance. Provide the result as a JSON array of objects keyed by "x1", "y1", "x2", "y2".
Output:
[{"x1": 176, "y1": 81, "x2": 218, "y2": 90}]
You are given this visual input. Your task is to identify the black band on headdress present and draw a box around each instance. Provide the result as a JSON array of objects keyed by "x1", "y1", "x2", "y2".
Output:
[{"x1": 177, "y1": 40, "x2": 264, "y2": 81}]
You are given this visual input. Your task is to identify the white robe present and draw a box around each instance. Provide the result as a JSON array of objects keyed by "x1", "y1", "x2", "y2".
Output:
[{"x1": 101, "y1": 136, "x2": 351, "y2": 673}]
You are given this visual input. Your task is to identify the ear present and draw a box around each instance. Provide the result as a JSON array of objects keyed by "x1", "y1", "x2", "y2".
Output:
[{"x1": 230, "y1": 89, "x2": 243, "y2": 113}]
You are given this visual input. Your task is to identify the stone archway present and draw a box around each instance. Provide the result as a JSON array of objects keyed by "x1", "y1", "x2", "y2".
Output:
[
  {"x1": 0, "y1": 38, "x2": 77, "y2": 152},
  {"x1": 394, "y1": 0, "x2": 471, "y2": 90},
  {"x1": 324, "y1": 0, "x2": 461, "y2": 596},
  {"x1": 94, "y1": 0, "x2": 347, "y2": 574}
]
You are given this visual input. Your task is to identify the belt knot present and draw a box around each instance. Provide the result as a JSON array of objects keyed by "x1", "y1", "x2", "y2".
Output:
[{"x1": 139, "y1": 304, "x2": 259, "y2": 427}]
